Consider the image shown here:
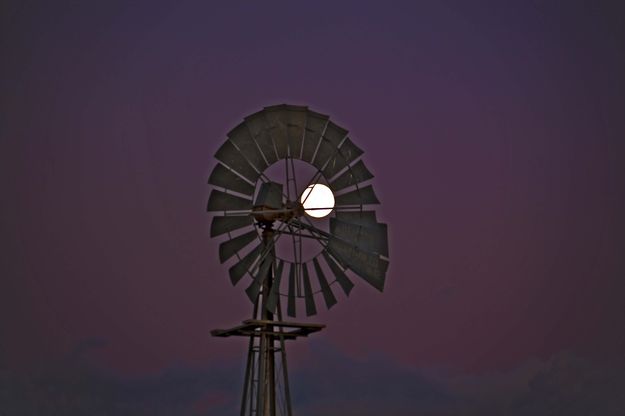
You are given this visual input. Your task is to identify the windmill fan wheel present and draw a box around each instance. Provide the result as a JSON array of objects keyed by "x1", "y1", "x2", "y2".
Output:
[{"x1": 207, "y1": 104, "x2": 389, "y2": 317}]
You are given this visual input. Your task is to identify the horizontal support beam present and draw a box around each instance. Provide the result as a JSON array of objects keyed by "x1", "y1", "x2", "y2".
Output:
[{"x1": 211, "y1": 319, "x2": 325, "y2": 339}]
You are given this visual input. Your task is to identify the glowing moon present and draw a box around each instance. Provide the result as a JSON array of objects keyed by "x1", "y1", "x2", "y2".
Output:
[{"x1": 300, "y1": 184, "x2": 335, "y2": 218}]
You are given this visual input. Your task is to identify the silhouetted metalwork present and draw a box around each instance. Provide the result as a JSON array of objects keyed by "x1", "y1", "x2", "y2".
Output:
[{"x1": 207, "y1": 104, "x2": 389, "y2": 415}]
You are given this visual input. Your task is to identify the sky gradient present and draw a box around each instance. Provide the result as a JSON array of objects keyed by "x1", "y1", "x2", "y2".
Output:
[{"x1": 2, "y1": 1, "x2": 625, "y2": 414}]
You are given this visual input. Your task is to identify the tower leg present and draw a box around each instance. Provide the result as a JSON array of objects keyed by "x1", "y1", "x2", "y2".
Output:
[
  {"x1": 241, "y1": 224, "x2": 286, "y2": 416},
  {"x1": 240, "y1": 298, "x2": 259, "y2": 416},
  {"x1": 276, "y1": 304, "x2": 292, "y2": 416}
]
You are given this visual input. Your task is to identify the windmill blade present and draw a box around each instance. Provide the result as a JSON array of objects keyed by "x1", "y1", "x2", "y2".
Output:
[
  {"x1": 245, "y1": 255, "x2": 273, "y2": 303},
  {"x1": 322, "y1": 137, "x2": 364, "y2": 180},
  {"x1": 263, "y1": 104, "x2": 308, "y2": 158},
  {"x1": 329, "y1": 160, "x2": 374, "y2": 192},
  {"x1": 301, "y1": 110, "x2": 329, "y2": 163},
  {"x1": 228, "y1": 243, "x2": 263, "y2": 285},
  {"x1": 312, "y1": 257, "x2": 337, "y2": 310},
  {"x1": 311, "y1": 121, "x2": 348, "y2": 170},
  {"x1": 334, "y1": 185, "x2": 380, "y2": 207},
  {"x1": 334, "y1": 210, "x2": 378, "y2": 227},
  {"x1": 311, "y1": 137, "x2": 335, "y2": 170},
  {"x1": 335, "y1": 211, "x2": 388, "y2": 257},
  {"x1": 210, "y1": 215, "x2": 254, "y2": 237},
  {"x1": 324, "y1": 121, "x2": 348, "y2": 146},
  {"x1": 208, "y1": 163, "x2": 255, "y2": 197},
  {"x1": 207, "y1": 190, "x2": 253, "y2": 212},
  {"x1": 330, "y1": 218, "x2": 388, "y2": 257},
  {"x1": 302, "y1": 263, "x2": 317, "y2": 316},
  {"x1": 255, "y1": 181, "x2": 283, "y2": 209},
  {"x1": 265, "y1": 260, "x2": 285, "y2": 314},
  {"x1": 322, "y1": 149, "x2": 349, "y2": 181},
  {"x1": 227, "y1": 122, "x2": 268, "y2": 173},
  {"x1": 214, "y1": 139, "x2": 260, "y2": 183},
  {"x1": 327, "y1": 237, "x2": 388, "y2": 292},
  {"x1": 253, "y1": 129, "x2": 278, "y2": 166},
  {"x1": 337, "y1": 137, "x2": 363, "y2": 166},
  {"x1": 219, "y1": 230, "x2": 258, "y2": 263},
  {"x1": 263, "y1": 105, "x2": 289, "y2": 159},
  {"x1": 284, "y1": 106, "x2": 307, "y2": 158},
  {"x1": 244, "y1": 111, "x2": 278, "y2": 165},
  {"x1": 321, "y1": 251, "x2": 354, "y2": 296},
  {"x1": 287, "y1": 263, "x2": 296, "y2": 318}
]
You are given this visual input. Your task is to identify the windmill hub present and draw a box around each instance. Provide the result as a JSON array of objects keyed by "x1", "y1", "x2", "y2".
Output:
[{"x1": 251, "y1": 200, "x2": 305, "y2": 223}]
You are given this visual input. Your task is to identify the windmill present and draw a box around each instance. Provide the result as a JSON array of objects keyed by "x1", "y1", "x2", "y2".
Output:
[{"x1": 207, "y1": 104, "x2": 389, "y2": 415}]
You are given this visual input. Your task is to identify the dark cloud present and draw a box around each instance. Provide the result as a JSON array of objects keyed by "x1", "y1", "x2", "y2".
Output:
[
  {"x1": 67, "y1": 337, "x2": 109, "y2": 361},
  {"x1": 442, "y1": 352, "x2": 625, "y2": 416},
  {"x1": 291, "y1": 341, "x2": 453, "y2": 415},
  {"x1": 292, "y1": 343, "x2": 625, "y2": 416},
  {"x1": 0, "y1": 340, "x2": 240, "y2": 415},
  {"x1": 3, "y1": 339, "x2": 622, "y2": 415}
]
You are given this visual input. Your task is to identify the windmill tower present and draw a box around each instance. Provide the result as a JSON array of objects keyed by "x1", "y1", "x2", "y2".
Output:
[{"x1": 207, "y1": 105, "x2": 389, "y2": 415}]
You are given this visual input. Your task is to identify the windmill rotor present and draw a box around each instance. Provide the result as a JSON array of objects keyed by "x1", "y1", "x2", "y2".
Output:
[{"x1": 207, "y1": 104, "x2": 389, "y2": 317}]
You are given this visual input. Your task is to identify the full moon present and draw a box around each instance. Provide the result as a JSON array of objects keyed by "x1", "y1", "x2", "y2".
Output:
[{"x1": 300, "y1": 184, "x2": 335, "y2": 218}]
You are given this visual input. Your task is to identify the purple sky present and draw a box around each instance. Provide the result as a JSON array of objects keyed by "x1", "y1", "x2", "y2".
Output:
[{"x1": 2, "y1": 1, "x2": 624, "y2": 414}]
